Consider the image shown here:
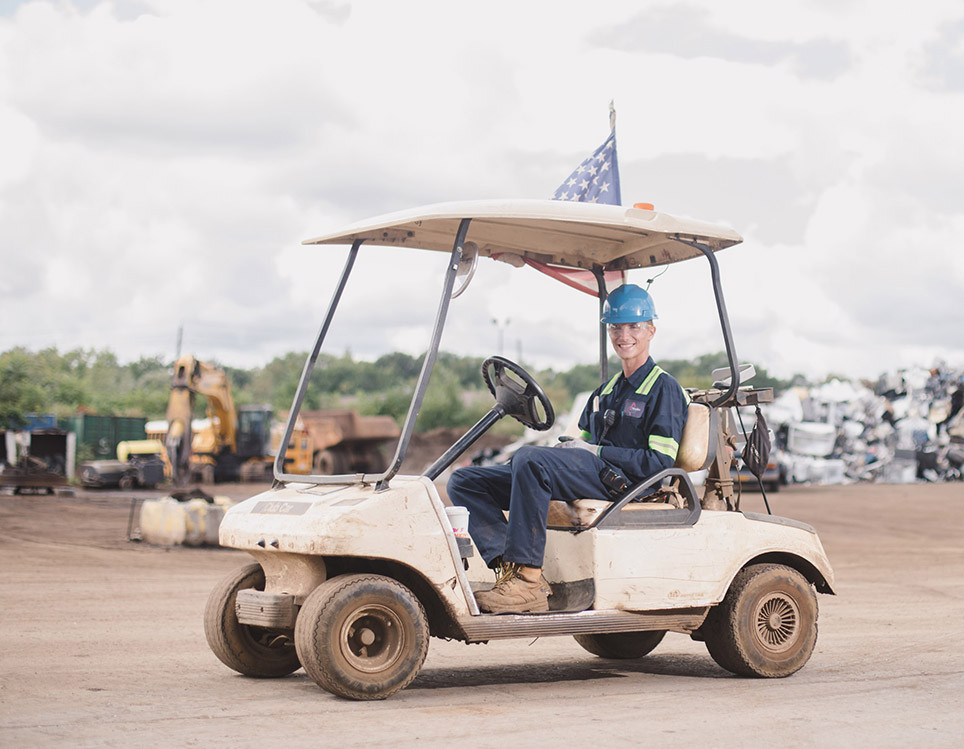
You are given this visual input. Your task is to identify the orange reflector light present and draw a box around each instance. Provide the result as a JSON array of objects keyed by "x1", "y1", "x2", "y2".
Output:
[{"x1": 633, "y1": 202, "x2": 655, "y2": 210}]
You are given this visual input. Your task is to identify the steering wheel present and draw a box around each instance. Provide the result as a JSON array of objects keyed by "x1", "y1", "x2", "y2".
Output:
[{"x1": 481, "y1": 356, "x2": 555, "y2": 431}]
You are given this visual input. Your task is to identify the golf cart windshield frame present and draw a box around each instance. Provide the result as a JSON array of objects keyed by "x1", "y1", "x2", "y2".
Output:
[{"x1": 273, "y1": 216, "x2": 741, "y2": 490}]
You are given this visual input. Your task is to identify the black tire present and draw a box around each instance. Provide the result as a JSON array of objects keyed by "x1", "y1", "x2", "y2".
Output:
[
  {"x1": 573, "y1": 630, "x2": 666, "y2": 659},
  {"x1": 313, "y1": 450, "x2": 339, "y2": 475},
  {"x1": 702, "y1": 563, "x2": 817, "y2": 678},
  {"x1": 363, "y1": 447, "x2": 388, "y2": 474},
  {"x1": 203, "y1": 562, "x2": 301, "y2": 678},
  {"x1": 294, "y1": 574, "x2": 429, "y2": 700},
  {"x1": 118, "y1": 474, "x2": 135, "y2": 490}
]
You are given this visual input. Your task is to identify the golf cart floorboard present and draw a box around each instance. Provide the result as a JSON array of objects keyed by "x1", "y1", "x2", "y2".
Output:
[{"x1": 456, "y1": 606, "x2": 708, "y2": 642}]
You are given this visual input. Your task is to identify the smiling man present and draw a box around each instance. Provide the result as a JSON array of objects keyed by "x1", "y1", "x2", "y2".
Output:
[{"x1": 447, "y1": 284, "x2": 689, "y2": 614}]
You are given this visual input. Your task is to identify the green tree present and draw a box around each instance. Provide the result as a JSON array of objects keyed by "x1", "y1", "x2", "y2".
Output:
[
  {"x1": 0, "y1": 345, "x2": 800, "y2": 434},
  {"x1": 0, "y1": 348, "x2": 46, "y2": 426},
  {"x1": 374, "y1": 352, "x2": 422, "y2": 382},
  {"x1": 415, "y1": 367, "x2": 469, "y2": 431}
]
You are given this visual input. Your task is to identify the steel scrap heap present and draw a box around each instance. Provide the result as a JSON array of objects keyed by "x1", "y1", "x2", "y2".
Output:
[{"x1": 761, "y1": 364, "x2": 964, "y2": 486}]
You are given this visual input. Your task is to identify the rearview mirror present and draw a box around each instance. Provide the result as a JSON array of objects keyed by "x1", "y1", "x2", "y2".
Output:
[
  {"x1": 711, "y1": 363, "x2": 756, "y2": 388},
  {"x1": 451, "y1": 241, "x2": 479, "y2": 299}
]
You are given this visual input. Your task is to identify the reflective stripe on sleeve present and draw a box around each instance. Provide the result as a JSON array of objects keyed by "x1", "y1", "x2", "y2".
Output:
[{"x1": 649, "y1": 434, "x2": 679, "y2": 460}]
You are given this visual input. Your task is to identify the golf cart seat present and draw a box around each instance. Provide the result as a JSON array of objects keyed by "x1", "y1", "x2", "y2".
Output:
[
  {"x1": 675, "y1": 402, "x2": 717, "y2": 472},
  {"x1": 547, "y1": 401, "x2": 716, "y2": 528}
]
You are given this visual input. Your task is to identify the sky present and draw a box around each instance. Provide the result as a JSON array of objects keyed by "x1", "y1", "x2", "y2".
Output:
[{"x1": 1, "y1": 0, "x2": 962, "y2": 381}]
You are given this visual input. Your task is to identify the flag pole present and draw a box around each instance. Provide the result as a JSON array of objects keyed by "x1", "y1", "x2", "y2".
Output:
[{"x1": 609, "y1": 100, "x2": 616, "y2": 131}]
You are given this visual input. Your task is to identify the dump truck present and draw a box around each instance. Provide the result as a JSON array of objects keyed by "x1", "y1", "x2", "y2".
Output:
[{"x1": 298, "y1": 409, "x2": 400, "y2": 475}]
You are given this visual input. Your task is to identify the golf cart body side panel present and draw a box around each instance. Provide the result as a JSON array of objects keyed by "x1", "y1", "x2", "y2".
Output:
[
  {"x1": 543, "y1": 510, "x2": 835, "y2": 611},
  {"x1": 218, "y1": 476, "x2": 475, "y2": 617}
]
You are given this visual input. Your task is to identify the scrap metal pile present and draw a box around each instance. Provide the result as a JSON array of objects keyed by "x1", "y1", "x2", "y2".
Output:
[
  {"x1": 469, "y1": 364, "x2": 964, "y2": 490},
  {"x1": 763, "y1": 364, "x2": 964, "y2": 486}
]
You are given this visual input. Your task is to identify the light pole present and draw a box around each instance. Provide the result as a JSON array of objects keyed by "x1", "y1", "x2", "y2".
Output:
[{"x1": 491, "y1": 318, "x2": 511, "y2": 356}]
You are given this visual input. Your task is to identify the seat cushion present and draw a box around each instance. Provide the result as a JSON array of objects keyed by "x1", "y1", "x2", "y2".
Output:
[{"x1": 547, "y1": 498, "x2": 677, "y2": 527}]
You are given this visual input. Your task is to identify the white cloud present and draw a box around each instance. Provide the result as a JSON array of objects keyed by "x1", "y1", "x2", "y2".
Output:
[{"x1": 1, "y1": 0, "x2": 962, "y2": 384}]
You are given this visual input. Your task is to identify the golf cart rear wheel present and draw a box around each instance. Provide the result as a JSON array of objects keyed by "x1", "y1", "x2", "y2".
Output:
[
  {"x1": 573, "y1": 630, "x2": 666, "y2": 659},
  {"x1": 203, "y1": 562, "x2": 301, "y2": 678},
  {"x1": 295, "y1": 574, "x2": 429, "y2": 700},
  {"x1": 702, "y1": 563, "x2": 817, "y2": 678}
]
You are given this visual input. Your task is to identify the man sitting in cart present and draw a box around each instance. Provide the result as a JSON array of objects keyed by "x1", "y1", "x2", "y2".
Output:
[{"x1": 447, "y1": 284, "x2": 689, "y2": 614}]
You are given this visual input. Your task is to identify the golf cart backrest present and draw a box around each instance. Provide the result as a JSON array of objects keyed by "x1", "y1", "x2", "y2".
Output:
[{"x1": 675, "y1": 402, "x2": 718, "y2": 473}]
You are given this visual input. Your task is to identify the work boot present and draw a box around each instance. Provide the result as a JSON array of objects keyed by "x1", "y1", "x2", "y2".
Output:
[
  {"x1": 488, "y1": 555, "x2": 517, "y2": 582},
  {"x1": 489, "y1": 556, "x2": 549, "y2": 588},
  {"x1": 475, "y1": 563, "x2": 551, "y2": 614}
]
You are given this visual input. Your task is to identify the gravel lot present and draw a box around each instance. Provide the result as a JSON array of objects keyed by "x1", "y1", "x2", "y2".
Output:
[{"x1": 1, "y1": 481, "x2": 961, "y2": 748}]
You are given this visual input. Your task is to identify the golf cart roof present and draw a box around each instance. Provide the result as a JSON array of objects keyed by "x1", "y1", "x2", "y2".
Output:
[{"x1": 304, "y1": 199, "x2": 742, "y2": 270}]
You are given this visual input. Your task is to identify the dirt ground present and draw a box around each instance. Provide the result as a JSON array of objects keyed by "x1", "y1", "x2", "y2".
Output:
[{"x1": 1, "y1": 481, "x2": 962, "y2": 748}]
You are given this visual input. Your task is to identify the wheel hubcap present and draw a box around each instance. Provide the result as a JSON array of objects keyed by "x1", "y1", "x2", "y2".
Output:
[
  {"x1": 754, "y1": 593, "x2": 799, "y2": 652},
  {"x1": 339, "y1": 604, "x2": 404, "y2": 673}
]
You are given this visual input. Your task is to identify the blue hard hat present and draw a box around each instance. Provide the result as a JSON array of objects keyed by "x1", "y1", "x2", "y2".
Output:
[{"x1": 601, "y1": 284, "x2": 658, "y2": 323}]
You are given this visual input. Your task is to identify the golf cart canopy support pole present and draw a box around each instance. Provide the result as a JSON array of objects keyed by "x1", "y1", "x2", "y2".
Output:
[
  {"x1": 672, "y1": 236, "x2": 741, "y2": 408},
  {"x1": 376, "y1": 218, "x2": 473, "y2": 491},
  {"x1": 592, "y1": 267, "x2": 609, "y2": 384},
  {"x1": 274, "y1": 221, "x2": 472, "y2": 489},
  {"x1": 274, "y1": 239, "x2": 363, "y2": 482}
]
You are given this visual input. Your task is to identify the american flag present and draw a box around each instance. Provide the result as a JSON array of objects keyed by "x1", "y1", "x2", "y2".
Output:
[{"x1": 551, "y1": 129, "x2": 621, "y2": 205}]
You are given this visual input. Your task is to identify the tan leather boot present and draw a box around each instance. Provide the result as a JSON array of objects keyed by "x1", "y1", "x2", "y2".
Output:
[{"x1": 475, "y1": 563, "x2": 551, "y2": 614}]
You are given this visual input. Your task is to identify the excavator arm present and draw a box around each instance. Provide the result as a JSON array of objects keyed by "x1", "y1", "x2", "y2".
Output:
[
  {"x1": 165, "y1": 355, "x2": 238, "y2": 486},
  {"x1": 191, "y1": 360, "x2": 238, "y2": 454}
]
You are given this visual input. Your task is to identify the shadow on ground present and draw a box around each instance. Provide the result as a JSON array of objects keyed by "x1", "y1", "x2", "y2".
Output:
[{"x1": 407, "y1": 653, "x2": 728, "y2": 690}]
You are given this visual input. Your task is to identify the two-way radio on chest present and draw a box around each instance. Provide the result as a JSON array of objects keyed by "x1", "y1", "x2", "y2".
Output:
[{"x1": 599, "y1": 409, "x2": 617, "y2": 443}]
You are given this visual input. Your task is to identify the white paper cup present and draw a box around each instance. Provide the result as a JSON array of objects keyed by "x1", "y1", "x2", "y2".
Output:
[{"x1": 444, "y1": 506, "x2": 470, "y2": 538}]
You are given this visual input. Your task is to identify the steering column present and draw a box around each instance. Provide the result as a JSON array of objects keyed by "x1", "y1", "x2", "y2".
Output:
[{"x1": 422, "y1": 356, "x2": 554, "y2": 481}]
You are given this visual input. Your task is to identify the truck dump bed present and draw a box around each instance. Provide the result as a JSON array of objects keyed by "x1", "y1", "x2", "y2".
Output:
[{"x1": 299, "y1": 410, "x2": 400, "y2": 450}]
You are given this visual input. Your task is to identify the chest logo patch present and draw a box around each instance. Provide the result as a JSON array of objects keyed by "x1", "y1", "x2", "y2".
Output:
[{"x1": 623, "y1": 400, "x2": 645, "y2": 418}]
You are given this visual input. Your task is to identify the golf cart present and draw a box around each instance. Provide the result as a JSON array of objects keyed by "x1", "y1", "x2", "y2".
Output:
[{"x1": 204, "y1": 200, "x2": 835, "y2": 700}]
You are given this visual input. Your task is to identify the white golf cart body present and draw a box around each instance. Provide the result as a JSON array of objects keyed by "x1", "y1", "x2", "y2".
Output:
[
  {"x1": 221, "y1": 475, "x2": 832, "y2": 638},
  {"x1": 209, "y1": 199, "x2": 835, "y2": 698}
]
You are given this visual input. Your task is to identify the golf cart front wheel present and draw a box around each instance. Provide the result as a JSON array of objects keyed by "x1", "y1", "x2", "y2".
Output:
[
  {"x1": 702, "y1": 563, "x2": 817, "y2": 678},
  {"x1": 294, "y1": 574, "x2": 429, "y2": 700},
  {"x1": 203, "y1": 562, "x2": 301, "y2": 678},
  {"x1": 573, "y1": 630, "x2": 666, "y2": 659}
]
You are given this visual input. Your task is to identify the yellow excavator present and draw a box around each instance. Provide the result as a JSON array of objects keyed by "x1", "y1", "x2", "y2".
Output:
[
  {"x1": 163, "y1": 355, "x2": 401, "y2": 485},
  {"x1": 164, "y1": 355, "x2": 274, "y2": 485}
]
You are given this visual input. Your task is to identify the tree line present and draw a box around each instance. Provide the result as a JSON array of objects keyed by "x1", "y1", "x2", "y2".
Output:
[{"x1": 0, "y1": 346, "x2": 793, "y2": 433}]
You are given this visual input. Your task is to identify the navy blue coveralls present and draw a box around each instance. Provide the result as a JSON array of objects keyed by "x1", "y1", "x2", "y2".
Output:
[{"x1": 447, "y1": 357, "x2": 689, "y2": 568}]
